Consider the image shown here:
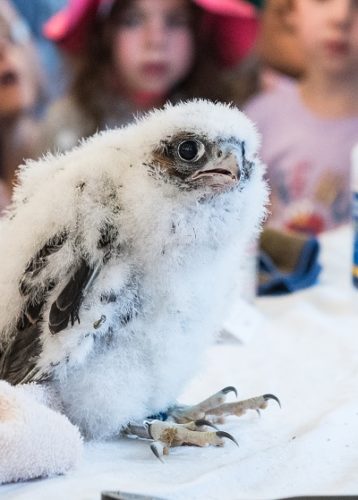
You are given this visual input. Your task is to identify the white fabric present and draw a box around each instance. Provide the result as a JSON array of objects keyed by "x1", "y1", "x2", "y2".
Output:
[
  {"x1": 1, "y1": 225, "x2": 358, "y2": 499},
  {"x1": 0, "y1": 381, "x2": 82, "y2": 485}
]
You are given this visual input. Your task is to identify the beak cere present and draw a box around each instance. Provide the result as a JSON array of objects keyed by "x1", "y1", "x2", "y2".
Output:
[{"x1": 188, "y1": 152, "x2": 241, "y2": 191}]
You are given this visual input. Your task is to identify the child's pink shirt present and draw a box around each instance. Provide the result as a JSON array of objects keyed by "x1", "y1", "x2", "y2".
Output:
[{"x1": 245, "y1": 79, "x2": 358, "y2": 234}]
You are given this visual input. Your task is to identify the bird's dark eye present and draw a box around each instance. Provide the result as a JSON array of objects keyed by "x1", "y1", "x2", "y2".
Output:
[{"x1": 177, "y1": 140, "x2": 204, "y2": 162}]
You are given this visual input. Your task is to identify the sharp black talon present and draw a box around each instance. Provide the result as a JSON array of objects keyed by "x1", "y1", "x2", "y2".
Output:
[
  {"x1": 216, "y1": 431, "x2": 239, "y2": 447},
  {"x1": 222, "y1": 386, "x2": 238, "y2": 398},
  {"x1": 150, "y1": 443, "x2": 164, "y2": 463},
  {"x1": 263, "y1": 394, "x2": 281, "y2": 408},
  {"x1": 194, "y1": 419, "x2": 219, "y2": 430}
]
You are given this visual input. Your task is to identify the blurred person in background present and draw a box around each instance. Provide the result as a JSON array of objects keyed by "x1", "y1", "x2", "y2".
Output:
[
  {"x1": 12, "y1": 0, "x2": 68, "y2": 100},
  {"x1": 256, "y1": 0, "x2": 305, "y2": 84},
  {"x1": 37, "y1": 0, "x2": 260, "y2": 154},
  {"x1": 0, "y1": 0, "x2": 45, "y2": 213},
  {"x1": 230, "y1": 0, "x2": 306, "y2": 106},
  {"x1": 245, "y1": 0, "x2": 358, "y2": 235}
]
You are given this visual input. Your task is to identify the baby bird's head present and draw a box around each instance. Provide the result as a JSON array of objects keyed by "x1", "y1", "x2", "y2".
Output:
[
  {"x1": 151, "y1": 130, "x2": 250, "y2": 193},
  {"x1": 132, "y1": 99, "x2": 264, "y2": 197}
]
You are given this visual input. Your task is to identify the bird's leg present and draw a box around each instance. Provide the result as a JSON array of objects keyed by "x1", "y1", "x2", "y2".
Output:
[
  {"x1": 168, "y1": 387, "x2": 280, "y2": 425},
  {"x1": 123, "y1": 419, "x2": 237, "y2": 459},
  {"x1": 122, "y1": 388, "x2": 280, "y2": 459}
]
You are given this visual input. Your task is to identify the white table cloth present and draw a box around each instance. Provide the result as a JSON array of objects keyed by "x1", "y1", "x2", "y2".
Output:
[{"x1": 1, "y1": 226, "x2": 358, "y2": 500}]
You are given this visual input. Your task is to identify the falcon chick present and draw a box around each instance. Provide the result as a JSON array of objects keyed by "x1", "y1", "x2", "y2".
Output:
[{"x1": 0, "y1": 100, "x2": 272, "y2": 453}]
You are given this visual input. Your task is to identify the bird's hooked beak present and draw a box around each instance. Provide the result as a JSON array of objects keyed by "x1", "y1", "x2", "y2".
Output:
[{"x1": 187, "y1": 147, "x2": 241, "y2": 192}]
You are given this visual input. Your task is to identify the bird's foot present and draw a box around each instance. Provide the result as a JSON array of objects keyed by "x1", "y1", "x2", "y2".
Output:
[
  {"x1": 146, "y1": 419, "x2": 238, "y2": 459},
  {"x1": 168, "y1": 386, "x2": 280, "y2": 424},
  {"x1": 123, "y1": 387, "x2": 280, "y2": 460},
  {"x1": 124, "y1": 419, "x2": 237, "y2": 459}
]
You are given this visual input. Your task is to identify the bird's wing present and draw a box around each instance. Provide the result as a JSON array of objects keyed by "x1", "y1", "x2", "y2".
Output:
[
  {"x1": 48, "y1": 257, "x2": 101, "y2": 335},
  {"x1": 0, "y1": 230, "x2": 104, "y2": 385}
]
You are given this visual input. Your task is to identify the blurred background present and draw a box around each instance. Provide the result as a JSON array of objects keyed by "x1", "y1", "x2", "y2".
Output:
[{"x1": 1, "y1": 0, "x2": 358, "y2": 296}]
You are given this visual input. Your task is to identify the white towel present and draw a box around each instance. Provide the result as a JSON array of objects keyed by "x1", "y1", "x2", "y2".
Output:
[{"x1": 0, "y1": 380, "x2": 83, "y2": 484}]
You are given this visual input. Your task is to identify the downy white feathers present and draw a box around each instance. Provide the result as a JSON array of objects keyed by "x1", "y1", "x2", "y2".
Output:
[{"x1": 0, "y1": 100, "x2": 268, "y2": 439}]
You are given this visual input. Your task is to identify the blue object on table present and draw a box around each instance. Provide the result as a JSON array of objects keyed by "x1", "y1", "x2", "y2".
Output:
[{"x1": 258, "y1": 229, "x2": 322, "y2": 296}]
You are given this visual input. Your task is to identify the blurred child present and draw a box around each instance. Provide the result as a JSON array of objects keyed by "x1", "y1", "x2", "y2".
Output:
[
  {"x1": 37, "y1": 0, "x2": 259, "y2": 153},
  {"x1": 256, "y1": 0, "x2": 305, "y2": 81},
  {"x1": 245, "y1": 0, "x2": 358, "y2": 235},
  {"x1": 228, "y1": 0, "x2": 307, "y2": 106},
  {"x1": 0, "y1": 0, "x2": 45, "y2": 212},
  {"x1": 12, "y1": 0, "x2": 68, "y2": 99}
]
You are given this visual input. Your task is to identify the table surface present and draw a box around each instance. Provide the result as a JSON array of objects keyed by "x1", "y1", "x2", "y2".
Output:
[{"x1": 1, "y1": 226, "x2": 358, "y2": 500}]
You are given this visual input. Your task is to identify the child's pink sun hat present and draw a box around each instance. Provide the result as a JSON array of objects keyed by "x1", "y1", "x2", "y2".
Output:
[
  {"x1": 195, "y1": 0, "x2": 258, "y2": 66},
  {"x1": 43, "y1": 0, "x2": 259, "y2": 68}
]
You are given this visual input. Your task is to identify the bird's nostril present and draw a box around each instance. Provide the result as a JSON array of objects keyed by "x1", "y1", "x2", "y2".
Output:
[{"x1": 217, "y1": 150, "x2": 223, "y2": 158}]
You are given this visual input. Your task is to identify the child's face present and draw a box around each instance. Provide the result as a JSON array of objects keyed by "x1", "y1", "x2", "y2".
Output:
[
  {"x1": 111, "y1": 0, "x2": 194, "y2": 97},
  {"x1": 257, "y1": 0, "x2": 306, "y2": 77},
  {"x1": 290, "y1": 0, "x2": 358, "y2": 76},
  {"x1": 0, "y1": 6, "x2": 38, "y2": 118}
]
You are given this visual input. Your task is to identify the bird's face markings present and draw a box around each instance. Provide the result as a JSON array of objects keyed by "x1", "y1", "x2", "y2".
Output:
[{"x1": 151, "y1": 132, "x2": 251, "y2": 193}]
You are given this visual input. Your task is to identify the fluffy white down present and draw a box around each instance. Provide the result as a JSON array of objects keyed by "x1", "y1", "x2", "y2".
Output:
[{"x1": 0, "y1": 100, "x2": 268, "y2": 439}]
